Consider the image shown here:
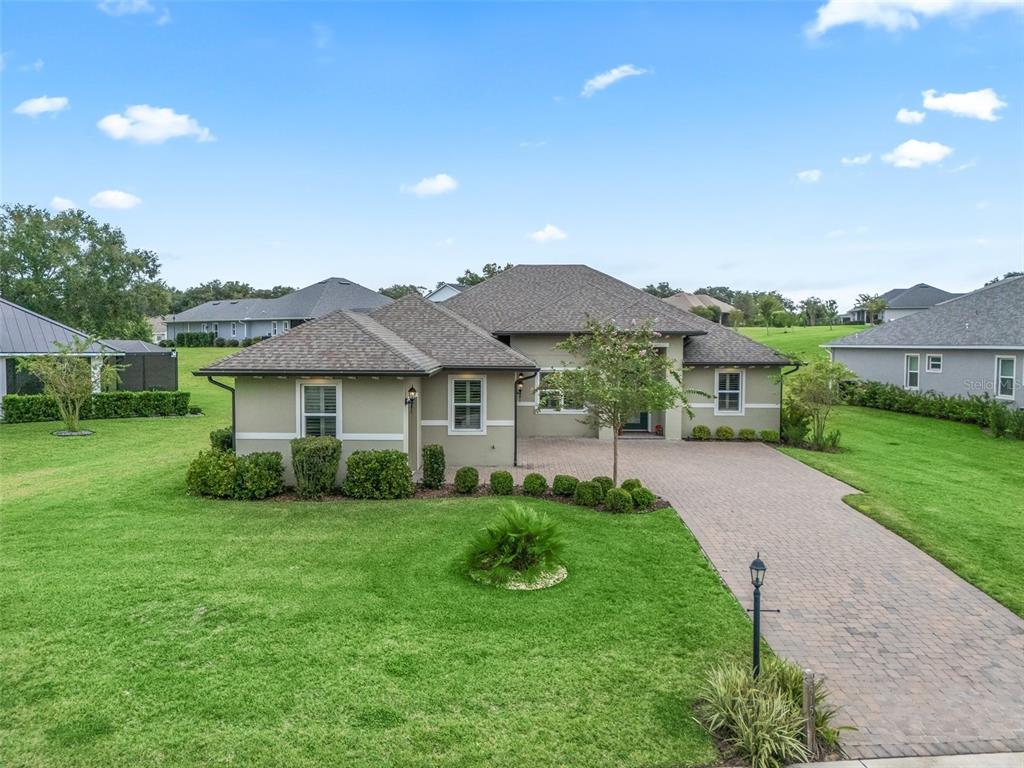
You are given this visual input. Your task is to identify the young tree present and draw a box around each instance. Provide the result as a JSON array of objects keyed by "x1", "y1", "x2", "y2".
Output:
[
  {"x1": 756, "y1": 294, "x2": 782, "y2": 332},
  {"x1": 856, "y1": 293, "x2": 887, "y2": 324},
  {"x1": 542, "y1": 320, "x2": 701, "y2": 483},
  {"x1": 785, "y1": 359, "x2": 854, "y2": 451},
  {"x1": 17, "y1": 338, "x2": 121, "y2": 433},
  {"x1": 822, "y1": 299, "x2": 839, "y2": 328}
]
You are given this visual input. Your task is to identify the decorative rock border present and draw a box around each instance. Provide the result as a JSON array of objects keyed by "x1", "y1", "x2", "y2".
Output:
[
  {"x1": 469, "y1": 565, "x2": 568, "y2": 591},
  {"x1": 52, "y1": 430, "x2": 94, "y2": 437}
]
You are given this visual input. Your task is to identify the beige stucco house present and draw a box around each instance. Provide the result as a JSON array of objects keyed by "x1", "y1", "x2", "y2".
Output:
[{"x1": 197, "y1": 265, "x2": 793, "y2": 481}]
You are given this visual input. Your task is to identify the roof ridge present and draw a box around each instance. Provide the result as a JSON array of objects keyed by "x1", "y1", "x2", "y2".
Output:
[
  {"x1": 422, "y1": 296, "x2": 537, "y2": 366},
  {"x1": 344, "y1": 309, "x2": 441, "y2": 372},
  {"x1": 0, "y1": 296, "x2": 95, "y2": 340}
]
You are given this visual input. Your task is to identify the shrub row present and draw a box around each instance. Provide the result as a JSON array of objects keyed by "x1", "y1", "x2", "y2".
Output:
[
  {"x1": 690, "y1": 424, "x2": 779, "y2": 443},
  {"x1": 186, "y1": 449, "x2": 285, "y2": 500},
  {"x1": 174, "y1": 332, "x2": 216, "y2": 347},
  {"x1": 3, "y1": 390, "x2": 190, "y2": 423},
  {"x1": 343, "y1": 449, "x2": 413, "y2": 499}
]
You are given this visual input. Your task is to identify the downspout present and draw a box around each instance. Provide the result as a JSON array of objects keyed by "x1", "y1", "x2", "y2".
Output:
[{"x1": 206, "y1": 376, "x2": 236, "y2": 449}]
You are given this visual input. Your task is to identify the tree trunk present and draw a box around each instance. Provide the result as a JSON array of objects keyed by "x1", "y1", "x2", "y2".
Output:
[{"x1": 612, "y1": 427, "x2": 619, "y2": 485}]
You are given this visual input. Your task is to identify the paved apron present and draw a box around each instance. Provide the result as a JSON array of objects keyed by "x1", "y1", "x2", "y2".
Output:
[{"x1": 462, "y1": 438, "x2": 1024, "y2": 759}]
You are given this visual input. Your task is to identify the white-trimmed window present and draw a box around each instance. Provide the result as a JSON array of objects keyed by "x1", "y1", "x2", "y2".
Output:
[
  {"x1": 715, "y1": 369, "x2": 743, "y2": 415},
  {"x1": 271, "y1": 321, "x2": 279, "y2": 336},
  {"x1": 905, "y1": 354, "x2": 920, "y2": 390},
  {"x1": 302, "y1": 385, "x2": 338, "y2": 437},
  {"x1": 926, "y1": 354, "x2": 942, "y2": 373},
  {"x1": 450, "y1": 377, "x2": 485, "y2": 433},
  {"x1": 213, "y1": 323, "x2": 219, "y2": 337},
  {"x1": 202, "y1": 323, "x2": 209, "y2": 333},
  {"x1": 283, "y1": 320, "x2": 291, "y2": 332},
  {"x1": 537, "y1": 370, "x2": 586, "y2": 413},
  {"x1": 996, "y1": 356, "x2": 1016, "y2": 400},
  {"x1": 231, "y1": 322, "x2": 237, "y2": 338}
]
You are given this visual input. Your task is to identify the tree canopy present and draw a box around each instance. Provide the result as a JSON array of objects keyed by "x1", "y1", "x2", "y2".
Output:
[
  {"x1": 454, "y1": 262, "x2": 513, "y2": 286},
  {"x1": 168, "y1": 280, "x2": 294, "y2": 314},
  {"x1": 378, "y1": 284, "x2": 424, "y2": 299}
]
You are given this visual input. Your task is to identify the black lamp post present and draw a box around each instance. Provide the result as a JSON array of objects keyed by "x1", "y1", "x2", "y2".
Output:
[
  {"x1": 513, "y1": 377, "x2": 525, "y2": 466},
  {"x1": 750, "y1": 554, "x2": 767, "y2": 678}
]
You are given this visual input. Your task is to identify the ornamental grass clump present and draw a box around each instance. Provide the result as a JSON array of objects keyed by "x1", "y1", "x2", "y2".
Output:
[{"x1": 464, "y1": 505, "x2": 566, "y2": 588}]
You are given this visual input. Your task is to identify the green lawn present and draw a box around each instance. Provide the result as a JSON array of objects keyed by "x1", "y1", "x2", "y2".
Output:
[
  {"x1": 0, "y1": 349, "x2": 750, "y2": 767},
  {"x1": 738, "y1": 324, "x2": 868, "y2": 363},
  {"x1": 782, "y1": 406, "x2": 1024, "y2": 616}
]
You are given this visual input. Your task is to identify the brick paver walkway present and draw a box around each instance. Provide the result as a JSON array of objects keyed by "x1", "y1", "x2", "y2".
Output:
[{"x1": 466, "y1": 438, "x2": 1024, "y2": 759}]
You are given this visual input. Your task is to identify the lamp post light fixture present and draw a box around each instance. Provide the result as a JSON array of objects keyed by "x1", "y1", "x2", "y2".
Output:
[
  {"x1": 404, "y1": 386, "x2": 418, "y2": 407},
  {"x1": 750, "y1": 553, "x2": 767, "y2": 678},
  {"x1": 513, "y1": 375, "x2": 527, "y2": 467}
]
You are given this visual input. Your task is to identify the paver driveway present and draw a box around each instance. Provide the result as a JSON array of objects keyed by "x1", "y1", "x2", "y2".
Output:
[{"x1": 479, "y1": 438, "x2": 1024, "y2": 759}]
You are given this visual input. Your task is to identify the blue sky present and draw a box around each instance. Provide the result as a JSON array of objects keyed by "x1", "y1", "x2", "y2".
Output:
[{"x1": 3, "y1": 1, "x2": 1023, "y2": 310}]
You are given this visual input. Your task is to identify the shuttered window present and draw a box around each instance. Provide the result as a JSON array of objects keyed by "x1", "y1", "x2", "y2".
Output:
[
  {"x1": 303, "y1": 385, "x2": 337, "y2": 437},
  {"x1": 716, "y1": 371, "x2": 742, "y2": 413},
  {"x1": 451, "y1": 379, "x2": 483, "y2": 431}
]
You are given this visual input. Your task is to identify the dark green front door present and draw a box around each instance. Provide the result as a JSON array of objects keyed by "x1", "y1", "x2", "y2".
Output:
[{"x1": 623, "y1": 412, "x2": 649, "y2": 431}]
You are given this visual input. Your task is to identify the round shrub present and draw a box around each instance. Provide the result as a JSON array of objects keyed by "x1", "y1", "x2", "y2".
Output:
[
  {"x1": 715, "y1": 426, "x2": 735, "y2": 440},
  {"x1": 421, "y1": 444, "x2": 446, "y2": 489},
  {"x1": 692, "y1": 425, "x2": 711, "y2": 440},
  {"x1": 186, "y1": 449, "x2": 238, "y2": 499},
  {"x1": 759, "y1": 429, "x2": 780, "y2": 443},
  {"x1": 454, "y1": 466, "x2": 480, "y2": 494},
  {"x1": 291, "y1": 436, "x2": 342, "y2": 499},
  {"x1": 210, "y1": 426, "x2": 234, "y2": 452},
  {"x1": 604, "y1": 487, "x2": 634, "y2": 513},
  {"x1": 489, "y1": 470, "x2": 514, "y2": 495},
  {"x1": 344, "y1": 449, "x2": 414, "y2": 499},
  {"x1": 630, "y1": 486, "x2": 656, "y2": 510},
  {"x1": 738, "y1": 428, "x2": 758, "y2": 441},
  {"x1": 551, "y1": 474, "x2": 578, "y2": 497},
  {"x1": 573, "y1": 480, "x2": 602, "y2": 507},
  {"x1": 620, "y1": 478, "x2": 642, "y2": 493},
  {"x1": 234, "y1": 452, "x2": 285, "y2": 500},
  {"x1": 464, "y1": 505, "x2": 565, "y2": 587},
  {"x1": 523, "y1": 473, "x2": 548, "y2": 497},
  {"x1": 591, "y1": 476, "x2": 613, "y2": 498}
]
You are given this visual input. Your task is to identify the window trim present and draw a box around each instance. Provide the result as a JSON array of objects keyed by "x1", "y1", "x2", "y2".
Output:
[
  {"x1": 995, "y1": 355, "x2": 1016, "y2": 401},
  {"x1": 213, "y1": 322, "x2": 219, "y2": 337},
  {"x1": 448, "y1": 375, "x2": 486, "y2": 435},
  {"x1": 713, "y1": 368, "x2": 745, "y2": 416},
  {"x1": 925, "y1": 354, "x2": 942, "y2": 373},
  {"x1": 296, "y1": 381, "x2": 341, "y2": 438},
  {"x1": 904, "y1": 353, "x2": 920, "y2": 391},
  {"x1": 271, "y1": 320, "x2": 279, "y2": 337},
  {"x1": 535, "y1": 369, "x2": 587, "y2": 415},
  {"x1": 231, "y1": 322, "x2": 237, "y2": 338}
]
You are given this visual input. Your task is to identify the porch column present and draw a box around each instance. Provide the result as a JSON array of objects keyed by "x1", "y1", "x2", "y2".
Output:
[{"x1": 664, "y1": 403, "x2": 684, "y2": 440}]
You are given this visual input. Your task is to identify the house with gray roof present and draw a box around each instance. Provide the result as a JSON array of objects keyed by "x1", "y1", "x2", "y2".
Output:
[
  {"x1": 662, "y1": 291, "x2": 738, "y2": 325},
  {"x1": 199, "y1": 265, "x2": 793, "y2": 481},
  {"x1": 424, "y1": 282, "x2": 465, "y2": 302},
  {"x1": 166, "y1": 277, "x2": 392, "y2": 342},
  {"x1": 841, "y1": 284, "x2": 962, "y2": 324},
  {"x1": 825, "y1": 276, "x2": 1023, "y2": 408}
]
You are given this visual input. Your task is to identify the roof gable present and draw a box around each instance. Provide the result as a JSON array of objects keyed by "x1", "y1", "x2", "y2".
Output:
[
  {"x1": 885, "y1": 283, "x2": 962, "y2": 309},
  {"x1": 0, "y1": 298, "x2": 110, "y2": 355}
]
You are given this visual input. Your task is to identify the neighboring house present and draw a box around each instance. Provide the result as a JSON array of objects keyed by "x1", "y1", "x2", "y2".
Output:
[
  {"x1": 148, "y1": 315, "x2": 168, "y2": 343},
  {"x1": 0, "y1": 299, "x2": 177, "y2": 415},
  {"x1": 197, "y1": 265, "x2": 793, "y2": 482},
  {"x1": 841, "y1": 284, "x2": 961, "y2": 324},
  {"x1": 662, "y1": 291, "x2": 737, "y2": 325},
  {"x1": 166, "y1": 278, "x2": 392, "y2": 342},
  {"x1": 424, "y1": 283, "x2": 466, "y2": 302},
  {"x1": 842, "y1": 288, "x2": 906, "y2": 324},
  {"x1": 825, "y1": 276, "x2": 1023, "y2": 408}
]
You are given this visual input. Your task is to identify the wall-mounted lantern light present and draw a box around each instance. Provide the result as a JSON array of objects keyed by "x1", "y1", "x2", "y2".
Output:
[{"x1": 405, "y1": 386, "x2": 418, "y2": 406}]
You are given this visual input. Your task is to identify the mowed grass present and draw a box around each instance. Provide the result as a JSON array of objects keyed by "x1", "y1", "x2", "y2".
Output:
[
  {"x1": 0, "y1": 349, "x2": 750, "y2": 767},
  {"x1": 738, "y1": 324, "x2": 868, "y2": 363},
  {"x1": 782, "y1": 406, "x2": 1024, "y2": 616}
]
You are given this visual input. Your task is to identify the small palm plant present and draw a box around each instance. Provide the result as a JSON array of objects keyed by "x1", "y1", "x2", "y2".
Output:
[{"x1": 464, "y1": 505, "x2": 565, "y2": 588}]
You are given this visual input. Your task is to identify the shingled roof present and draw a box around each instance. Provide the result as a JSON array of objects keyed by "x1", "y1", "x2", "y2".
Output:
[
  {"x1": 826, "y1": 276, "x2": 1024, "y2": 349},
  {"x1": 885, "y1": 283, "x2": 963, "y2": 309},
  {"x1": 196, "y1": 293, "x2": 535, "y2": 376}
]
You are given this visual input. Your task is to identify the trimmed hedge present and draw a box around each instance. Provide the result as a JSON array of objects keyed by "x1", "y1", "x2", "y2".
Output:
[
  {"x1": 422, "y1": 444, "x2": 446, "y2": 489},
  {"x1": 235, "y1": 452, "x2": 285, "y2": 500},
  {"x1": 489, "y1": 470, "x2": 514, "y2": 495},
  {"x1": 186, "y1": 449, "x2": 238, "y2": 498},
  {"x1": 592, "y1": 476, "x2": 613, "y2": 498},
  {"x1": 573, "y1": 480, "x2": 602, "y2": 507},
  {"x1": 620, "y1": 478, "x2": 642, "y2": 493},
  {"x1": 738, "y1": 428, "x2": 758, "y2": 441},
  {"x1": 174, "y1": 332, "x2": 216, "y2": 347},
  {"x1": 630, "y1": 486, "x2": 656, "y2": 510},
  {"x1": 846, "y1": 380, "x2": 992, "y2": 425},
  {"x1": 291, "y1": 436, "x2": 342, "y2": 499},
  {"x1": 343, "y1": 449, "x2": 413, "y2": 500},
  {"x1": 715, "y1": 426, "x2": 734, "y2": 440},
  {"x1": 523, "y1": 473, "x2": 548, "y2": 497},
  {"x1": 758, "y1": 430, "x2": 780, "y2": 443},
  {"x1": 2, "y1": 390, "x2": 190, "y2": 423},
  {"x1": 551, "y1": 474, "x2": 578, "y2": 497},
  {"x1": 691, "y1": 425, "x2": 711, "y2": 440},
  {"x1": 454, "y1": 466, "x2": 479, "y2": 494},
  {"x1": 604, "y1": 487, "x2": 634, "y2": 513},
  {"x1": 210, "y1": 427, "x2": 233, "y2": 452}
]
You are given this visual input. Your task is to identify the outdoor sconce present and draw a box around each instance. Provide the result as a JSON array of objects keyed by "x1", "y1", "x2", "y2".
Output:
[{"x1": 405, "y1": 386, "x2": 418, "y2": 406}]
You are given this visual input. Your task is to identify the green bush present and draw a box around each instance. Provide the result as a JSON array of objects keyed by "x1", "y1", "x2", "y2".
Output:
[
  {"x1": 630, "y1": 486, "x2": 656, "y2": 510},
  {"x1": 2, "y1": 390, "x2": 191, "y2": 423},
  {"x1": 759, "y1": 430, "x2": 780, "y2": 443},
  {"x1": 551, "y1": 474, "x2": 578, "y2": 497},
  {"x1": 464, "y1": 505, "x2": 565, "y2": 587},
  {"x1": 186, "y1": 449, "x2": 238, "y2": 499},
  {"x1": 290, "y1": 436, "x2": 342, "y2": 499},
  {"x1": 523, "y1": 473, "x2": 548, "y2": 497},
  {"x1": 174, "y1": 332, "x2": 216, "y2": 347},
  {"x1": 210, "y1": 427, "x2": 233, "y2": 452},
  {"x1": 780, "y1": 400, "x2": 811, "y2": 445},
  {"x1": 188, "y1": 405, "x2": 203, "y2": 415},
  {"x1": 844, "y1": 380, "x2": 995, "y2": 427},
  {"x1": 620, "y1": 478, "x2": 642, "y2": 492},
  {"x1": 604, "y1": 487, "x2": 634, "y2": 513},
  {"x1": 691, "y1": 425, "x2": 711, "y2": 440},
  {"x1": 489, "y1": 470, "x2": 514, "y2": 495},
  {"x1": 715, "y1": 425, "x2": 735, "y2": 440},
  {"x1": 988, "y1": 400, "x2": 1009, "y2": 438},
  {"x1": 591, "y1": 476, "x2": 613, "y2": 497},
  {"x1": 158, "y1": 339, "x2": 175, "y2": 347},
  {"x1": 421, "y1": 444, "x2": 445, "y2": 489},
  {"x1": 738, "y1": 428, "x2": 758, "y2": 441},
  {"x1": 454, "y1": 466, "x2": 479, "y2": 494},
  {"x1": 225, "y1": 339, "x2": 240, "y2": 347},
  {"x1": 234, "y1": 452, "x2": 285, "y2": 500},
  {"x1": 343, "y1": 449, "x2": 413, "y2": 500},
  {"x1": 573, "y1": 480, "x2": 602, "y2": 507},
  {"x1": 1009, "y1": 409, "x2": 1024, "y2": 440}
]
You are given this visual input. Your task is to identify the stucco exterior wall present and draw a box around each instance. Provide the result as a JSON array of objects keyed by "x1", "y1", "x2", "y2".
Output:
[
  {"x1": 831, "y1": 347, "x2": 1024, "y2": 408},
  {"x1": 419, "y1": 370, "x2": 516, "y2": 467},
  {"x1": 682, "y1": 365, "x2": 783, "y2": 435},
  {"x1": 168, "y1": 319, "x2": 299, "y2": 341}
]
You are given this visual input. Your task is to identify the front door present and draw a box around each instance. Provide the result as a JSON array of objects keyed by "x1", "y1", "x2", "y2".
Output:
[{"x1": 623, "y1": 412, "x2": 649, "y2": 431}]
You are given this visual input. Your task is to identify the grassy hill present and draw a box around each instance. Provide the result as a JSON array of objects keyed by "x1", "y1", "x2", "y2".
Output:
[{"x1": 737, "y1": 324, "x2": 867, "y2": 363}]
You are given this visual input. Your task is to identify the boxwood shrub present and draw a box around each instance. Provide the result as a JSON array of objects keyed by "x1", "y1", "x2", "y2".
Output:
[
  {"x1": 604, "y1": 487, "x2": 634, "y2": 513},
  {"x1": 421, "y1": 444, "x2": 445, "y2": 489},
  {"x1": 573, "y1": 480, "x2": 602, "y2": 507},
  {"x1": 234, "y1": 452, "x2": 285, "y2": 500},
  {"x1": 759, "y1": 429, "x2": 780, "y2": 443},
  {"x1": 291, "y1": 436, "x2": 342, "y2": 499},
  {"x1": 620, "y1": 478, "x2": 642, "y2": 493},
  {"x1": 210, "y1": 427, "x2": 233, "y2": 452},
  {"x1": 738, "y1": 428, "x2": 758, "y2": 441},
  {"x1": 186, "y1": 449, "x2": 239, "y2": 499},
  {"x1": 630, "y1": 486, "x2": 657, "y2": 510},
  {"x1": 454, "y1": 466, "x2": 479, "y2": 494},
  {"x1": 591, "y1": 476, "x2": 613, "y2": 498},
  {"x1": 691, "y1": 425, "x2": 711, "y2": 440},
  {"x1": 551, "y1": 474, "x2": 578, "y2": 497},
  {"x1": 343, "y1": 449, "x2": 413, "y2": 500},
  {"x1": 2, "y1": 390, "x2": 190, "y2": 423},
  {"x1": 523, "y1": 473, "x2": 548, "y2": 497},
  {"x1": 489, "y1": 470, "x2": 514, "y2": 495},
  {"x1": 715, "y1": 426, "x2": 735, "y2": 440}
]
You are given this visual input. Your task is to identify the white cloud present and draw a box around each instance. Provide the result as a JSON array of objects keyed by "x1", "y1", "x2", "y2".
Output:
[
  {"x1": 949, "y1": 160, "x2": 977, "y2": 173},
  {"x1": 841, "y1": 153, "x2": 872, "y2": 165},
  {"x1": 806, "y1": 0, "x2": 1019, "y2": 37},
  {"x1": 581, "y1": 64, "x2": 649, "y2": 97},
  {"x1": 797, "y1": 169, "x2": 823, "y2": 183},
  {"x1": 400, "y1": 173, "x2": 458, "y2": 197},
  {"x1": 13, "y1": 95, "x2": 69, "y2": 116},
  {"x1": 50, "y1": 196, "x2": 76, "y2": 211},
  {"x1": 922, "y1": 88, "x2": 1007, "y2": 121},
  {"x1": 98, "y1": 105, "x2": 214, "y2": 144},
  {"x1": 90, "y1": 190, "x2": 142, "y2": 209},
  {"x1": 97, "y1": 0, "x2": 154, "y2": 16},
  {"x1": 896, "y1": 108, "x2": 925, "y2": 124},
  {"x1": 882, "y1": 139, "x2": 953, "y2": 168},
  {"x1": 519, "y1": 140, "x2": 548, "y2": 148},
  {"x1": 19, "y1": 58, "x2": 45, "y2": 72},
  {"x1": 312, "y1": 23, "x2": 333, "y2": 49},
  {"x1": 528, "y1": 224, "x2": 568, "y2": 242},
  {"x1": 156, "y1": 7, "x2": 171, "y2": 25},
  {"x1": 436, "y1": 237, "x2": 455, "y2": 247}
]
